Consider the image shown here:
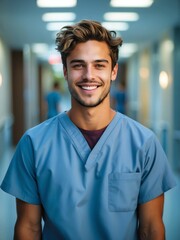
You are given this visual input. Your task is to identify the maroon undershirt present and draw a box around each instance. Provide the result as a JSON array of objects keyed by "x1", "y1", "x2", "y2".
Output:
[{"x1": 79, "y1": 127, "x2": 107, "y2": 149}]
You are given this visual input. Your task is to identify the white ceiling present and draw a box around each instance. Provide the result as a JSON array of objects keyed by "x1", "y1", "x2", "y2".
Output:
[{"x1": 0, "y1": 0, "x2": 180, "y2": 59}]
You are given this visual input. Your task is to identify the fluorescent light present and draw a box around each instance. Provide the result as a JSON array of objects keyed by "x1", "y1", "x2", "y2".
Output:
[
  {"x1": 159, "y1": 71, "x2": 169, "y2": 89},
  {"x1": 32, "y1": 43, "x2": 49, "y2": 54},
  {"x1": 102, "y1": 22, "x2": 129, "y2": 31},
  {"x1": 120, "y1": 43, "x2": 138, "y2": 58},
  {"x1": 110, "y1": 0, "x2": 153, "y2": 8},
  {"x1": 46, "y1": 22, "x2": 74, "y2": 31},
  {"x1": 139, "y1": 67, "x2": 150, "y2": 79},
  {"x1": 104, "y1": 12, "x2": 139, "y2": 21},
  {"x1": 37, "y1": 0, "x2": 77, "y2": 8},
  {"x1": 163, "y1": 40, "x2": 174, "y2": 52},
  {"x1": 42, "y1": 13, "x2": 76, "y2": 22}
]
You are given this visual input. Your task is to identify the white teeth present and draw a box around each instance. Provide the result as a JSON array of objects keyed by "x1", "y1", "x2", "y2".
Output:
[{"x1": 81, "y1": 86, "x2": 97, "y2": 90}]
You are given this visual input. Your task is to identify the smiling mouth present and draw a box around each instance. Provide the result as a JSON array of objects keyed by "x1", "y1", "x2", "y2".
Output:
[
  {"x1": 80, "y1": 85, "x2": 98, "y2": 90},
  {"x1": 77, "y1": 82, "x2": 101, "y2": 91}
]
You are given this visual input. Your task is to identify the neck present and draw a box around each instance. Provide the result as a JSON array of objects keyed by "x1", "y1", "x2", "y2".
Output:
[{"x1": 67, "y1": 98, "x2": 116, "y2": 130}]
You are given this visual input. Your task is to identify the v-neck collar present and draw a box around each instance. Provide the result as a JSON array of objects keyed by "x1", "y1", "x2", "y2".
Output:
[{"x1": 59, "y1": 112, "x2": 121, "y2": 171}]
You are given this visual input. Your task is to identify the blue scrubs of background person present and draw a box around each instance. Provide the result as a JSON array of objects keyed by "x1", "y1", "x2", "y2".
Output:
[
  {"x1": 45, "y1": 81, "x2": 61, "y2": 119},
  {"x1": 111, "y1": 83, "x2": 127, "y2": 114},
  {"x1": 0, "y1": 20, "x2": 176, "y2": 239}
]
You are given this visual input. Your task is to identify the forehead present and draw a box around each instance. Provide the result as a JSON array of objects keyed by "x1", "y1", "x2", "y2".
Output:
[{"x1": 67, "y1": 40, "x2": 111, "y2": 62}]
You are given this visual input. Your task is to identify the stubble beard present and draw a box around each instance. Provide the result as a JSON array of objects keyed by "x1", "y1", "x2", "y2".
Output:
[{"x1": 68, "y1": 82, "x2": 112, "y2": 108}]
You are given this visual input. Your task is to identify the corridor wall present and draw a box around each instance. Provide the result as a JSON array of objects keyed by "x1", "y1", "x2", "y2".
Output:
[
  {"x1": 0, "y1": 37, "x2": 13, "y2": 155},
  {"x1": 126, "y1": 26, "x2": 179, "y2": 169}
]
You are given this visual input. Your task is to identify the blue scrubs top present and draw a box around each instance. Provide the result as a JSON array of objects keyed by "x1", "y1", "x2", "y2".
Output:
[{"x1": 1, "y1": 112, "x2": 176, "y2": 240}]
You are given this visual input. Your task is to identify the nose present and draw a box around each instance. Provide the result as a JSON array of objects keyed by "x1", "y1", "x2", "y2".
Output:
[{"x1": 83, "y1": 65, "x2": 95, "y2": 80}]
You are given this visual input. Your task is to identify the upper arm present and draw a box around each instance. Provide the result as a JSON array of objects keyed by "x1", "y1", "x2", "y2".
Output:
[
  {"x1": 14, "y1": 198, "x2": 42, "y2": 239},
  {"x1": 138, "y1": 194, "x2": 165, "y2": 240}
]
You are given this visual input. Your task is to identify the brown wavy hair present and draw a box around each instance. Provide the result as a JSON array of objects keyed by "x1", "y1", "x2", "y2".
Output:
[{"x1": 56, "y1": 20, "x2": 123, "y2": 69}]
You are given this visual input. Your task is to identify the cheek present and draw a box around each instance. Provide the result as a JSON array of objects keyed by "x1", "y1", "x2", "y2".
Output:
[
  {"x1": 98, "y1": 70, "x2": 110, "y2": 80},
  {"x1": 68, "y1": 71, "x2": 82, "y2": 82},
  {"x1": 103, "y1": 71, "x2": 114, "y2": 83}
]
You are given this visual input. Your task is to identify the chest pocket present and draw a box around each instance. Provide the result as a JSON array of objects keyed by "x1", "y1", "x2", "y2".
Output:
[{"x1": 108, "y1": 172, "x2": 141, "y2": 212}]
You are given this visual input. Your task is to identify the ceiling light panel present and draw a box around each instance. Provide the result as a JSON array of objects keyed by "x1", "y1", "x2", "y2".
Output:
[
  {"x1": 32, "y1": 43, "x2": 49, "y2": 54},
  {"x1": 119, "y1": 43, "x2": 138, "y2": 58},
  {"x1": 42, "y1": 13, "x2": 76, "y2": 22},
  {"x1": 110, "y1": 0, "x2": 153, "y2": 8},
  {"x1": 104, "y1": 12, "x2": 139, "y2": 21},
  {"x1": 37, "y1": 0, "x2": 77, "y2": 8},
  {"x1": 46, "y1": 22, "x2": 74, "y2": 31},
  {"x1": 102, "y1": 22, "x2": 129, "y2": 31}
]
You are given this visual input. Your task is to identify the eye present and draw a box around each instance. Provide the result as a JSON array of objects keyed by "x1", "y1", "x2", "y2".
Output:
[
  {"x1": 72, "y1": 63, "x2": 84, "y2": 69},
  {"x1": 95, "y1": 64, "x2": 105, "y2": 69}
]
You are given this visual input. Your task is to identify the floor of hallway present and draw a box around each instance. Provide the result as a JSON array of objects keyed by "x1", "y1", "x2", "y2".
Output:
[{"x1": 0, "y1": 143, "x2": 180, "y2": 239}]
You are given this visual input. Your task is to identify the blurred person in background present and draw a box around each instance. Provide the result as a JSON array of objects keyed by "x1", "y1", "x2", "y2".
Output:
[
  {"x1": 1, "y1": 20, "x2": 176, "y2": 240},
  {"x1": 45, "y1": 81, "x2": 61, "y2": 119},
  {"x1": 111, "y1": 82, "x2": 127, "y2": 114}
]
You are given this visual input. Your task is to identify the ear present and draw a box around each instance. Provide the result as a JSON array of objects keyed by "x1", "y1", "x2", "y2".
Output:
[
  {"x1": 111, "y1": 63, "x2": 118, "y2": 82},
  {"x1": 63, "y1": 66, "x2": 68, "y2": 80}
]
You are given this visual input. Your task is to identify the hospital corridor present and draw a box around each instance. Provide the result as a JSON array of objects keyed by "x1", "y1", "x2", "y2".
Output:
[{"x1": 0, "y1": 0, "x2": 180, "y2": 239}]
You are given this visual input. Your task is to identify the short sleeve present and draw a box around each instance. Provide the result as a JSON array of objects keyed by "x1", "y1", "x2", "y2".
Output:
[
  {"x1": 138, "y1": 135, "x2": 176, "y2": 204},
  {"x1": 1, "y1": 133, "x2": 41, "y2": 205}
]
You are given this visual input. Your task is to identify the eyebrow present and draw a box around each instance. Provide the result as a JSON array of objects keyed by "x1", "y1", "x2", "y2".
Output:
[{"x1": 70, "y1": 59, "x2": 109, "y2": 64}]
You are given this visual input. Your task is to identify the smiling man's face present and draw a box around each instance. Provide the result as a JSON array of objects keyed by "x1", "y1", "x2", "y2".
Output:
[{"x1": 63, "y1": 40, "x2": 118, "y2": 108}]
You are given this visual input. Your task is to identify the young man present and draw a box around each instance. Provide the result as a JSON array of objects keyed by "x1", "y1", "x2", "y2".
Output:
[{"x1": 1, "y1": 20, "x2": 176, "y2": 239}]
